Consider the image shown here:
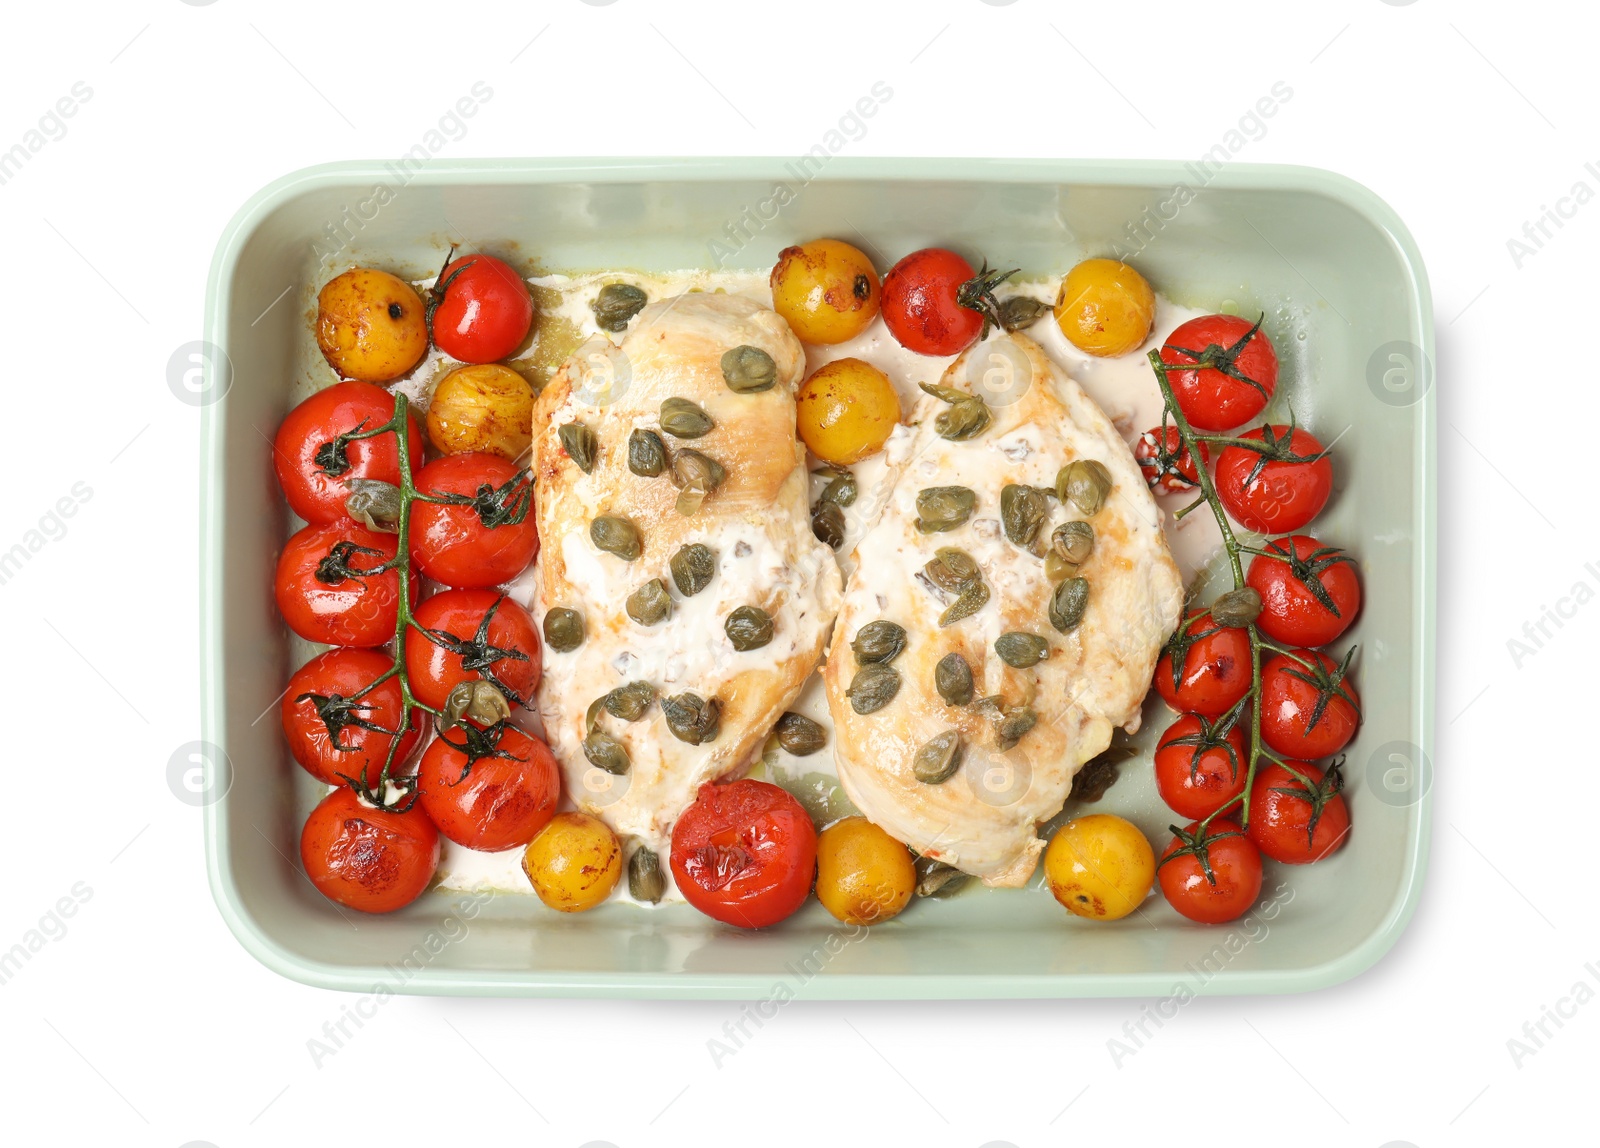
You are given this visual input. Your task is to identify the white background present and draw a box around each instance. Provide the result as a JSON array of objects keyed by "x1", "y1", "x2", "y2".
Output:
[{"x1": 0, "y1": 1, "x2": 1585, "y2": 1145}]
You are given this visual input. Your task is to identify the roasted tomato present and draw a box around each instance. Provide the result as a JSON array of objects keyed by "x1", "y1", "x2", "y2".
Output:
[
  {"x1": 522, "y1": 812, "x2": 621, "y2": 912},
  {"x1": 1157, "y1": 820, "x2": 1263, "y2": 924},
  {"x1": 410, "y1": 453, "x2": 539, "y2": 588},
  {"x1": 1153, "y1": 707, "x2": 1248, "y2": 821},
  {"x1": 796, "y1": 357, "x2": 902, "y2": 464},
  {"x1": 427, "y1": 251, "x2": 535, "y2": 364},
  {"x1": 300, "y1": 786, "x2": 440, "y2": 913},
  {"x1": 1215, "y1": 425, "x2": 1333, "y2": 535},
  {"x1": 426, "y1": 363, "x2": 535, "y2": 461},
  {"x1": 770, "y1": 239, "x2": 881, "y2": 345},
  {"x1": 1158, "y1": 314, "x2": 1279, "y2": 431},
  {"x1": 316, "y1": 268, "x2": 429, "y2": 383},
  {"x1": 275, "y1": 521, "x2": 415, "y2": 647},
  {"x1": 1154, "y1": 609, "x2": 1253, "y2": 717},
  {"x1": 1260, "y1": 648, "x2": 1361, "y2": 759},
  {"x1": 1134, "y1": 425, "x2": 1209, "y2": 494},
  {"x1": 417, "y1": 721, "x2": 560, "y2": 852},
  {"x1": 406, "y1": 589, "x2": 542, "y2": 711},
  {"x1": 1044, "y1": 814, "x2": 1156, "y2": 921},
  {"x1": 273, "y1": 381, "x2": 423, "y2": 525},
  {"x1": 1245, "y1": 535, "x2": 1361, "y2": 647},
  {"x1": 880, "y1": 248, "x2": 1010, "y2": 356},
  {"x1": 1247, "y1": 760, "x2": 1350, "y2": 864},
  {"x1": 281, "y1": 648, "x2": 424, "y2": 787},
  {"x1": 814, "y1": 816, "x2": 914, "y2": 925},
  {"x1": 670, "y1": 779, "x2": 817, "y2": 929},
  {"x1": 1053, "y1": 258, "x2": 1156, "y2": 357}
]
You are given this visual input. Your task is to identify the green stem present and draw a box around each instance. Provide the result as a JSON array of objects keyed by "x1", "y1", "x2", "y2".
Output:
[{"x1": 371, "y1": 393, "x2": 425, "y2": 800}]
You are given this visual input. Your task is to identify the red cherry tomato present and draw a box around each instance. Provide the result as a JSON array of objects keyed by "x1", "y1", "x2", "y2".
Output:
[
  {"x1": 1157, "y1": 819, "x2": 1263, "y2": 924},
  {"x1": 275, "y1": 521, "x2": 415, "y2": 647},
  {"x1": 300, "y1": 786, "x2": 440, "y2": 913},
  {"x1": 1134, "y1": 425, "x2": 1209, "y2": 494},
  {"x1": 1154, "y1": 609, "x2": 1253, "y2": 717},
  {"x1": 429, "y1": 252, "x2": 534, "y2": 364},
  {"x1": 281, "y1": 648, "x2": 424, "y2": 787},
  {"x1": 273, "y1": 381, "x2": 423, "y2": 525},
  {"x1": 1245, "y1": 535, "x2": 1361, "y2": 647},
  {"x1": 406, "y1": 589, "x2": 542, "y2": 711},
  {"x1": 1215, "y1": 425, "x2": 1333, "y2": 534},
  {"x1": 1153, "y1": 710, "x2": 1248, "y2": 821},
  {"x1": 410, "y1": 453, "x2": 539, "y2": 589},
  {"x1": 881, "y1": 248, "x2": 1002, "y2": 356},
  {"x1": 417, "y1": 722, "x2": 560, "y2": 852},
  {"x1": 1260, "y1": 649, "x2": 1361, "y2": 759},
  {"x1": 1247, "y1": 760, "x2": 1350, "y2": 864},
  {"x1": 670, "y1": 779, "x2": 817, "y2": 929},
  {"x1": 1158, "y1": 313, "x2": 1278, "y2": 431}
]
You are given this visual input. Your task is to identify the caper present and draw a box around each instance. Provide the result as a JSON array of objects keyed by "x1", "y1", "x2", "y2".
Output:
[
  {"x1": 660, "y1": 396, "x2": 713, "y2": 439},
  {"x1": 912, "y1": 730, "x2": 963, "y2": 784},
  {"x1": 914, "y1": 856, "x2": 972, "y2": 898},
  {"x1": 997, "y1": 295, "x2": 1052, "y2": 332},
  {"x1": 851, "y1": 620, "x2": 906, "y2": 665},
  {"x1": 440, "y1": 679, "x2": 512, "y2": 730},
  {"x1": 721, "y1": 344, "x2": 777, "y2": 393},
  {"x1": 671, "y1": 448, "x2": 726, "y2": 517},
  {"x1": 661, "y1": 692, "x2": 720, "y2": 745},
  {"x1": 816, "y1": 466, "x2": 857, "y2": 507},
  {"x1": 669, "y1": 542, "x2": 716, "y2": 596},
  {"x1": 343, "y1": 479, "x2": 402, "y2": 533},
  {"x1": 920, "y1": 383, "x2": 969, "y2": 404},
  {"x1": 1210, "y1": 586, "x2": 1263, "y2": 629},
  {"x1": 628, "y1": 428, "x2": 666, "y2": 477},
  {"x1": 936, "y1": 397, "x2": 991, "y2": 441},
  {"x1": 582, "y1": 730, "x2": 630, "y2": 775},
  {"x1": 915, "y1": 486, "x2": 976, "y2": 534},
  {"x1": 811, "y1": 500, "x2": 845, "y2": 549},
  {"x1": 995, "y1": 704, "x2": 1038, "y2": 751},
  {"x1": 1052, "y1": 520, "x2": 1095, "y2": 566},
  {"x1": 940, "y1": 580, "x2": 990, "y2": 628},
  {"x1": 604, "y1": 681, "x2": 656, "y2": 722},
  {"x1": 1000, "y1": 484, "x2": 1050, "y2": 549},
  {"x1": 1048, "y1": 576, "x2": 1090, "y2": 633},
  {"x1": 923, "y1": 547, "x2": 980, "y2": 594},
  {"x1": 1056, "y1": 459, "x2": 1112, "y2": 516},
  {"x1": 559, "y1": 421, "x2": 598, "y2": 474},
  {"x1": 585, "y1": 694, "x2": 607, "y2": 734},
  {"x1": 628, "y1": 845, "x2": 665, "y2": 903},
  {"x1": 1044, "y1": 551, "x2": 1076, "y2": 583},
  {"x1": 847, "y1": 663, "x2": 901, "y2": 715},
  {"x1": 774, "y1": 711, "x2": 827, "y2": 756},
  {"x1": 542, "y1": 607, "x2": 584, "y2": 652},
  {"x1": 725, "y1": 605, "x2": 774, "y2": 651},
  {"x1": 995, "y1": 631, "x2": 1050, "y2": 668},
  {"x1": 591, "y1": 282, "x2": 647, "y2": 332},
  {"x1": 934, "y1": 652, "x2": 974, "y2": 705},
  {"x1": 591, "y1": 514, "x2": 642, "y2": 561},
  {"x1": 625, "y1": 578, "x2": 672, "y2": 626}
]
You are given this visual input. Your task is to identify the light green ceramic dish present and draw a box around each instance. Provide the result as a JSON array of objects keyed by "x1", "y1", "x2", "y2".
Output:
[{"x1": 202, "y1": 158, "x2": 1434, "y2": 999}]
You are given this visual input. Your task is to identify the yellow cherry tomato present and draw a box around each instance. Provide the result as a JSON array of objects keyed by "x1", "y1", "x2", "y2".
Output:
[
  {"x1": 426, "y1": 363, "x2": 535, "y2": 460},
  {"x1": 316, "y1": 268, "x2": 429, "y2": 383},
  {"x1": 796, "y1": 357, "x2": 901, "y2": 465},
  {"x1": 1044, "y1": 814, "x2": 1155, "y2": 921},
  {"x1": 770, "y1": 239, "x2": 881, "y2": 345},
  {"x1": 1053, "y1": 258, "x2": 1156, "y2": 358},
  {"x1": 815, "y1": 816, "x2": 915, "y2": 926},
  {"x1": 522, "y1": 812, "x2": 622, "y2": 912}
]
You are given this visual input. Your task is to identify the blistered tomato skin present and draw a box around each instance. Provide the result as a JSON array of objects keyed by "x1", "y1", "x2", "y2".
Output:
[
  {"x1": 429, "y1": 253, "x2": 535, "y2": 365},
  {"x1": 426, "y1": 363, "x2": 535, "y2": 461},
  {"x1": 1044, "y1": 814, "x2": 1156, "y2": 921},
  {"x1": 771, "y1": 240, "x2": 882, "y2": 345},
  {"x1": 1134, "y1": 425, "x2": 1209, "y2": 495},
  {"x1": 814, "y1": 817, "x2": 915, "y2": 925},
  {"x1": 1156, "y1": 820, "x2": 1263, "y2": 924},
  {"x1": 274, "y1": 521, "x2": 416, "y2": 648},
  {"x1": 405, "y1": 589, "x2": 542, "y2": 710},
  {"x1": 1053, "y1": 258, "x2": 1156, "y2": 357},
  {"x1": 1153, "y1": 713, "x2": 1248, "y2": 821},
  {"x1": 670, "y1": 779, "x2": 818, "y2": 929},
  {"x1": 1245, "y1": 535, "x2": 1361, "y2": 647},
  {"x1": 1153, "y1": 609, "x2": 1253, "y2": 717},
  {"x1": 880, "y1": 248, "x2": 984, "y2": 356},
  {"x1": 1159, "y1": 313, "x2": 1279, "y2": 431},
  {"x1": 281, "y1": 648, "x2": 425, "y2": 787},
  {"x1": 419, "y1": 723, "x2": 560, "y2": 852},
  {"x1": 795, "y1": 357, "x2": 902, "y2": 464},
  {"x1": 273, "y1": 381, "x2": 424, "y2": 525},
  {"x1": 522, "y1": 812, "x2": 622, "y2": 912},
  {"x1": 411, "y1": 453, "x2": 539, "y2": 589},
  {"x1": 300, "y1": 787, "x2": 440, "y2": 914},
  {"x1": 316, "y1": 269, "x2": 430, "y2": 383}
]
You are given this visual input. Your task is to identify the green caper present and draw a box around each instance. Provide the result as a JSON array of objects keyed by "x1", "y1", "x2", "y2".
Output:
[
  {"x1": 915, "y1": 486, "x2": 976, "y2": 534},
  {"x1": 661, "y1": 692, "x2": 721, "y2": 745},
  {"x1": 721, "y1": 344, "x2": 777, "y2": 393},
  {"x1": 542, "y1": 607, "x2": 584, "y2": 652},
  {"x1": 847, "y1": 663, "x2": 901, "y2": 715},
  {"x1": 591, "y1": 282, "x2": 648, "y2": 332},
  {"x1": 774, "y1": 711, "x2": 827, "y2": 756},
  {"x1": 912, "y1": 730, "x2": 963, "y2": 784},
  {"x1": 628, "y1": 845, "x2": 665, "y2": 903},
  {"x1": 591, "y1": 514, "x2": 642, "y2": 561},
  {"x1": 811, "y1": 500, "x2": 845, "y2": 549},
  {"x1": 625, "y1": 578, "x2": 672, "y2": 626},
  {"x1": 604, "y1": 681, "x2": 656, "y2": 722},
  {"x1": 994, "y1": 704, "x2": 1038, "y2": 751},
  {"x1": 559, "y1": 421, "x2": 598, "y2": 474},
  {"x1": 671, "y1": 448, "x2": 726, "y2": 517},
  {"x1": 1052, "y1": 520, "x2": 1095, "y2": 566},
  {"x1": 582, "y1": 730, "x2": 630, "y2": 775},
  {"x1": 343, "y1": 479, "x2": 402, "y2": 533},
  {"x1": 440, "y1": 679, "x2": 512, "y2": 730},
  {"x1": 995, "y1": 631, "x2": 1050, "y2": 668},
  {"x1": 936, "y1": 397, "x2": 991, "y2": 441},
  {"x1": 940, "y1": 580, "x2": 990, "y2": 628},
  {"x1": 1048, "y1": 576, "x2": 1090, "y2": 633},
  {"x1": 914, "y1": 856, "x2": 972, "y2": 898},
  {"x1": 628, "y1": 428, "x2": 666, "y2": 477},
  {"x1": 660, "y1": 396, "x2": 713, "y2": 439},
  {"x1": 1044, "y1": 551, "x2": 1075, "y2": 583},
  {"x1": 669, "y1": 542, "x2": 716, "y2": 596},
  {"x1": 934, "y1": 652, "x2": 974, "y2": 705},
  {"x1": 851, "y1": 620, "x2": 906, "y2": 665},
  {"x1": 920, "y1": 383, "x2": 969, "y2": 404},
  {"x1": 1056, "y1": 459, "x2": 1112, "y2": 515},
  {"x1": 922, "y1": 548, "x2": 980, "y2": 594},
  {"x1": 1000, "y1": 484, "x2": 1050, "y2": 549},
  {"x1": 1210, "y1": 586, "x2": 1263, "y2": 629},
  {"x1": 585, "y1": 694, "x2": 607, "y2": 734},
  {"x1": 998, "y1": 295, "x2": 1052, "y2": 332},
  {"x1": 816, "y1": 466, "x2": 857, "y2": 507},
  {"x1": 725, "y1": 605, "x2": 774, "y2": 651}
]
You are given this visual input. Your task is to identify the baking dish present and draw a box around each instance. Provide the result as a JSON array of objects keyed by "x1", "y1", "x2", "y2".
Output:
[{"x1": 202, "y1": 157, "x2": 1433, "y2": 998}]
